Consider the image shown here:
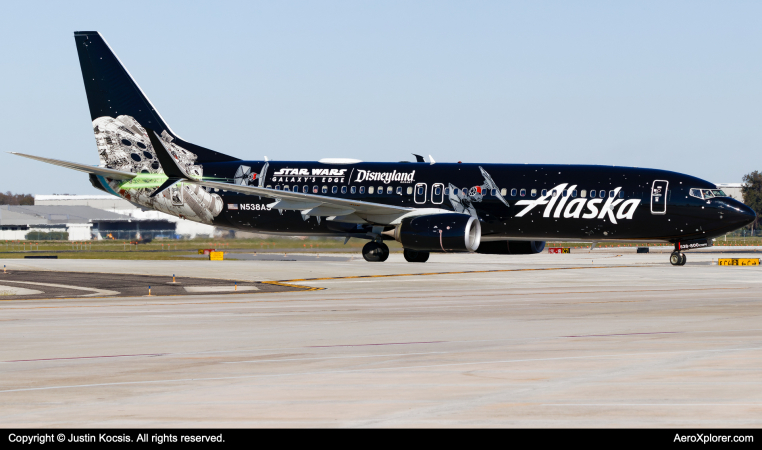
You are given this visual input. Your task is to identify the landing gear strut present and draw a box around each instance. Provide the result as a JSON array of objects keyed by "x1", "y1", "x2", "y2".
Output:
[
  {"x1": 670, "y1": 251, "x2": 686, "y2": 266},
  {"x1": 403, "y1": 248, "x2": 430, "y2": 263},
  {"x1": 362, "y1": 241, "x2": 389, "y2": 262}
]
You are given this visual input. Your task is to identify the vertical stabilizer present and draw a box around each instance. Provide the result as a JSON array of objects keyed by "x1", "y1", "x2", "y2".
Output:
[{"x1": 74, "y1": 31, "x2": 238, "y2": 163}]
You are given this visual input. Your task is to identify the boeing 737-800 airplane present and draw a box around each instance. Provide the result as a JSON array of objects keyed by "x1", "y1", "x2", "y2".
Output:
[{"x1": 12, "y1": 32, "x2": 756, "y2": 265}]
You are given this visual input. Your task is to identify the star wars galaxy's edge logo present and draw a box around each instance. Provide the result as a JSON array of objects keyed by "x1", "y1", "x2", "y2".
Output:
[
  {"x1": 271, "y1": 168, "x2": 416, "y2": 184},
  {"x1": 514, "y1": 184, "x2": 639, "y2": 224}
]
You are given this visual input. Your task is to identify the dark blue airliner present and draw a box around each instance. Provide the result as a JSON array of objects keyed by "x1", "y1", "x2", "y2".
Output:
[{"x1": 13, "y1": 32, "x2": 756, "y2": 265}]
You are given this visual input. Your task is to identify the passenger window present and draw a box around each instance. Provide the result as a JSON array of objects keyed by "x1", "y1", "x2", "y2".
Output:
[
  {"x1": 275, "y1": 185, "x2": 282, "y2": 190},
  {"x1": 531, "y1": 189, "x2": 537, "y2": 197},
  {"x1": 580, "y1": 190, "x2": 586, "y2": 198},
  {"x1": 396, "y1": 186, "x2": 402, "y2": 195},
  {"x1": 552, "y1": 190, "x2": 557, "y2": 197},
  {"x1": 572, "y1": 190, "x2": 577, "y2": 197},
  {"x1": 313, "y1": 186, "x2": 318, "y2": 193},
  {"x1": 541, "y1": 189, "x2": 547, "y2": 196},
  {"x1": 387, "y1": 186, "x2": 393, "y2": 194},
  {"x1": 618, "y1": 191, "x2": 624, "y2": 198},
  {"x1": 341, "y1": 186, "x2": 347, "y2": 194},
  {"x1": 590, "y1": 190, "x2": 596, "y2": 198},
  {"x1": 322, "y1": 186, "x2": 328, "y2": 194},
  {"x1": 434, "y1": 187, "x2": 441, "y2": 195},
  {"x1": 303, "y1": 186, "x2": 309, "y2": 193},
  {"x1": 454, "y1": 188, "x2": 459, "y2": 195},
  {"x1": 609, "y1": 190, "x2": 615, "y2": 198},
  {"x1": 445, "y1": 188, "x2": 449, "y2": 195},
  {"x1": 491, "y1": 189, "x2": 497, "y2": 196},
  {"x1": 562, "y1": 190, "x2": 567, "y2": 197},
  {"x1": 378, "y1": 186, "x2": 384, "y2": 194},
  {"x1": 351, "y1": 186, "x2": 356, "y2": 194},
  {"x1": 360, "y1": 186, "x2": 365, "y2": 194},
  {"x1": 407, "y1": 187, "x2": 413, "y2": 195},
  {"x1": 368, "y1": 186, "x2": 374, "y2": 194},
  {"x1": 284, "y1": 186, "x2": 290, "y2": 191},
  {"x1": 501, "y1": 188, "x2": 507, "y2": 196},
  {"x1": 266, "y1": 185, "x2": 272, "y2": 189},
  {"x1": 520, "y1": 189, "x2": 526, "y2": 197},
  {"x1": 510, "y1": 188, "x2": 517, "y2": 196},
  {"x1": 332, "y1": 186, "x2": 338, "y2": 194}
]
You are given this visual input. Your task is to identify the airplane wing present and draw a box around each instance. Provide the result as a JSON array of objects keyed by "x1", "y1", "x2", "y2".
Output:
[
  {"x1": 10, "y1": 152, "x2": 137, "y2": 181},
  {"x1": 190, "y1": 178, "x2": 413, "y2": 220}
]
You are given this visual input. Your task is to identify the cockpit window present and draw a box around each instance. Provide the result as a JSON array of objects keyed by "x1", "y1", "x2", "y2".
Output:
[{"x1": 690, "y1": 188, "x2": 728, "y2": 200}]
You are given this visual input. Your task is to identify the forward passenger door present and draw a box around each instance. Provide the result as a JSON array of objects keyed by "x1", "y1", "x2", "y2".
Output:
[{"x1": 651, "y1": 180, "x2": 668, "y2": 215}]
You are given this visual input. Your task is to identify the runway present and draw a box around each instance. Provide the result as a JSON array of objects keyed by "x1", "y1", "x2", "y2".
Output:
[{"x1": 1, "y1": 248, "x2": 762, "y2": 427}]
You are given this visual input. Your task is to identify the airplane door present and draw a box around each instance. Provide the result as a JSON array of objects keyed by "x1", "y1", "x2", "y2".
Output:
[
  {"x1": 651, "y1": 180, "x2": 668, "y2": 215},
  {"x1": 431, "y1": 183, "x2": 444, "y2": 204},
  {"x1": 414, "y1": 183, "x2": 427, "y2": 204}
]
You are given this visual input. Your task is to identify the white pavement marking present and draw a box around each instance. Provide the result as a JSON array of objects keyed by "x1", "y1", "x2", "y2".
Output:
[
  {"x1": 0, "y1": 285, "x2": 43, "y2": 296},
  {"x1": 184, "y1": 286, "x2": 259, "y2": 292},
  {"x1": 0, "y1": 280, "x2": 119, "y2": 297}
]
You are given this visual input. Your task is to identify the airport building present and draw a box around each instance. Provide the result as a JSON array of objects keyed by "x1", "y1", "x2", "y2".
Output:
[
  {"x1": 715, "y1": 183, "x2": 743, "y2": 202},
  {"x1": 0, "y1": 194, "x2": 219, "y2": 241}
]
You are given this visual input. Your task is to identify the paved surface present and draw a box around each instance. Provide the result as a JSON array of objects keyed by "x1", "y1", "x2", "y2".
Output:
[
  {"x1": 0, "y1": 271, "x2": 306, "y2": 300},
  {"x1": 1, "y1": 248, "x2": 762, "y2": 427}
]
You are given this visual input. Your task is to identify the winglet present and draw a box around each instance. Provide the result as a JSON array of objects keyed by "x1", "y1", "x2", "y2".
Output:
[{"x1": 145, "y1": 128, "x2": 189, "y2": 179}]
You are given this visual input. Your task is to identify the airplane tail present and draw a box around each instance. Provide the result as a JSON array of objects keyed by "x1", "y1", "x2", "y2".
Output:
[{"x1": 73, "y1": 31, "x2": 238, "y2": 164}]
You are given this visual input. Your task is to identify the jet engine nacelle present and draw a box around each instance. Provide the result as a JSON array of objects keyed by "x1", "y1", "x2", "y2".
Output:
[
  {"x1": 476, "y1": 240, "x2": 546, "y2": 254},
  {"x1": 393, "y1": 213, "x2": 481, "y2": 252}
]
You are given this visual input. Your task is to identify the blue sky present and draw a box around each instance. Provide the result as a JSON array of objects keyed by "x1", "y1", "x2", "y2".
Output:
[{"x1": 1, "y1": 1, "x2": 761, "y2": 194}]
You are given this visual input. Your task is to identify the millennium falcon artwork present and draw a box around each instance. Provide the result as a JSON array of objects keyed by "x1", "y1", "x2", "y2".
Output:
[{"x1": 92, "y1": 115, "x2": 223, "y2": 224}]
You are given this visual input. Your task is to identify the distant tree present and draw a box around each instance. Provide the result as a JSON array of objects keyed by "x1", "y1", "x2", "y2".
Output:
[
  {"x1": 0, "y1": 191, "x2": 34, "y2": 205},
  {"x1": 741, "y1": 171, "x2": 762, "y2": 229}
]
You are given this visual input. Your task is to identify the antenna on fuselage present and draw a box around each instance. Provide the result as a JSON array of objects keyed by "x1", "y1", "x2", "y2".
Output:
[{"x1": 429, "y1": 155, "x2": 436, "y2": 165}]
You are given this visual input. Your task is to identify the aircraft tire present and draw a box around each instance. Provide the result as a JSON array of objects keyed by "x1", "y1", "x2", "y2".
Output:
[
  {"x1": 404, "y1": 249, "x2": 429, "y2": 263},
  {"x1": 362, "y1": 242, "x2": 386, "y2": 262},
  {"x1": 679, "y1": 252, "x2": 687, "y2": 266},
  {"x1": 670, "y1": 251, "x2": 681, "y2": 266}
]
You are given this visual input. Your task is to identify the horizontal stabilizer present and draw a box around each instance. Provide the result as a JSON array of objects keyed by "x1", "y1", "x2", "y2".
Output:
[{"x1": 10, "y1": 152, "x2": 136, "y2": 181}]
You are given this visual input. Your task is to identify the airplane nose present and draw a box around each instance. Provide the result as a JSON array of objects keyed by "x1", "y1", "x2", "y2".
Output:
[
  {"x1": 740, "y1": 203, "x2": 757, "y2": 223},
  {"x1": 719, "y1": 198, "x2": 756, "y2": 227}
]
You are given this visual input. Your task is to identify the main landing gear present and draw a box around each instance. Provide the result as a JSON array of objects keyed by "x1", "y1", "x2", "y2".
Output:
[
  {"x1": 403, "y1": 248, "x2": 430, "y2": 263},
  {"x1": 670, "y1": 251, "x2": 686, "y2": 266},
  {"x1": 362, "y1": 241, "x2": 389, "y2": 262}
]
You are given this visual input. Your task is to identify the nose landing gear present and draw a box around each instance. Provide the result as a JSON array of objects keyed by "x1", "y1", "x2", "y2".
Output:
[
  {"x1": 670, "y1": 251, "x2": 686, "y2": 266},
  {"x1": 362, "y1": 241, "x2": 389, "y2": 262}
]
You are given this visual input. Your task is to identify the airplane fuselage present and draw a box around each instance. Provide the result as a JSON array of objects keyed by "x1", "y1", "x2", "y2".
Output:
[{"x1": 196, "y1": 160, "x2": 752, "y2": 244}]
